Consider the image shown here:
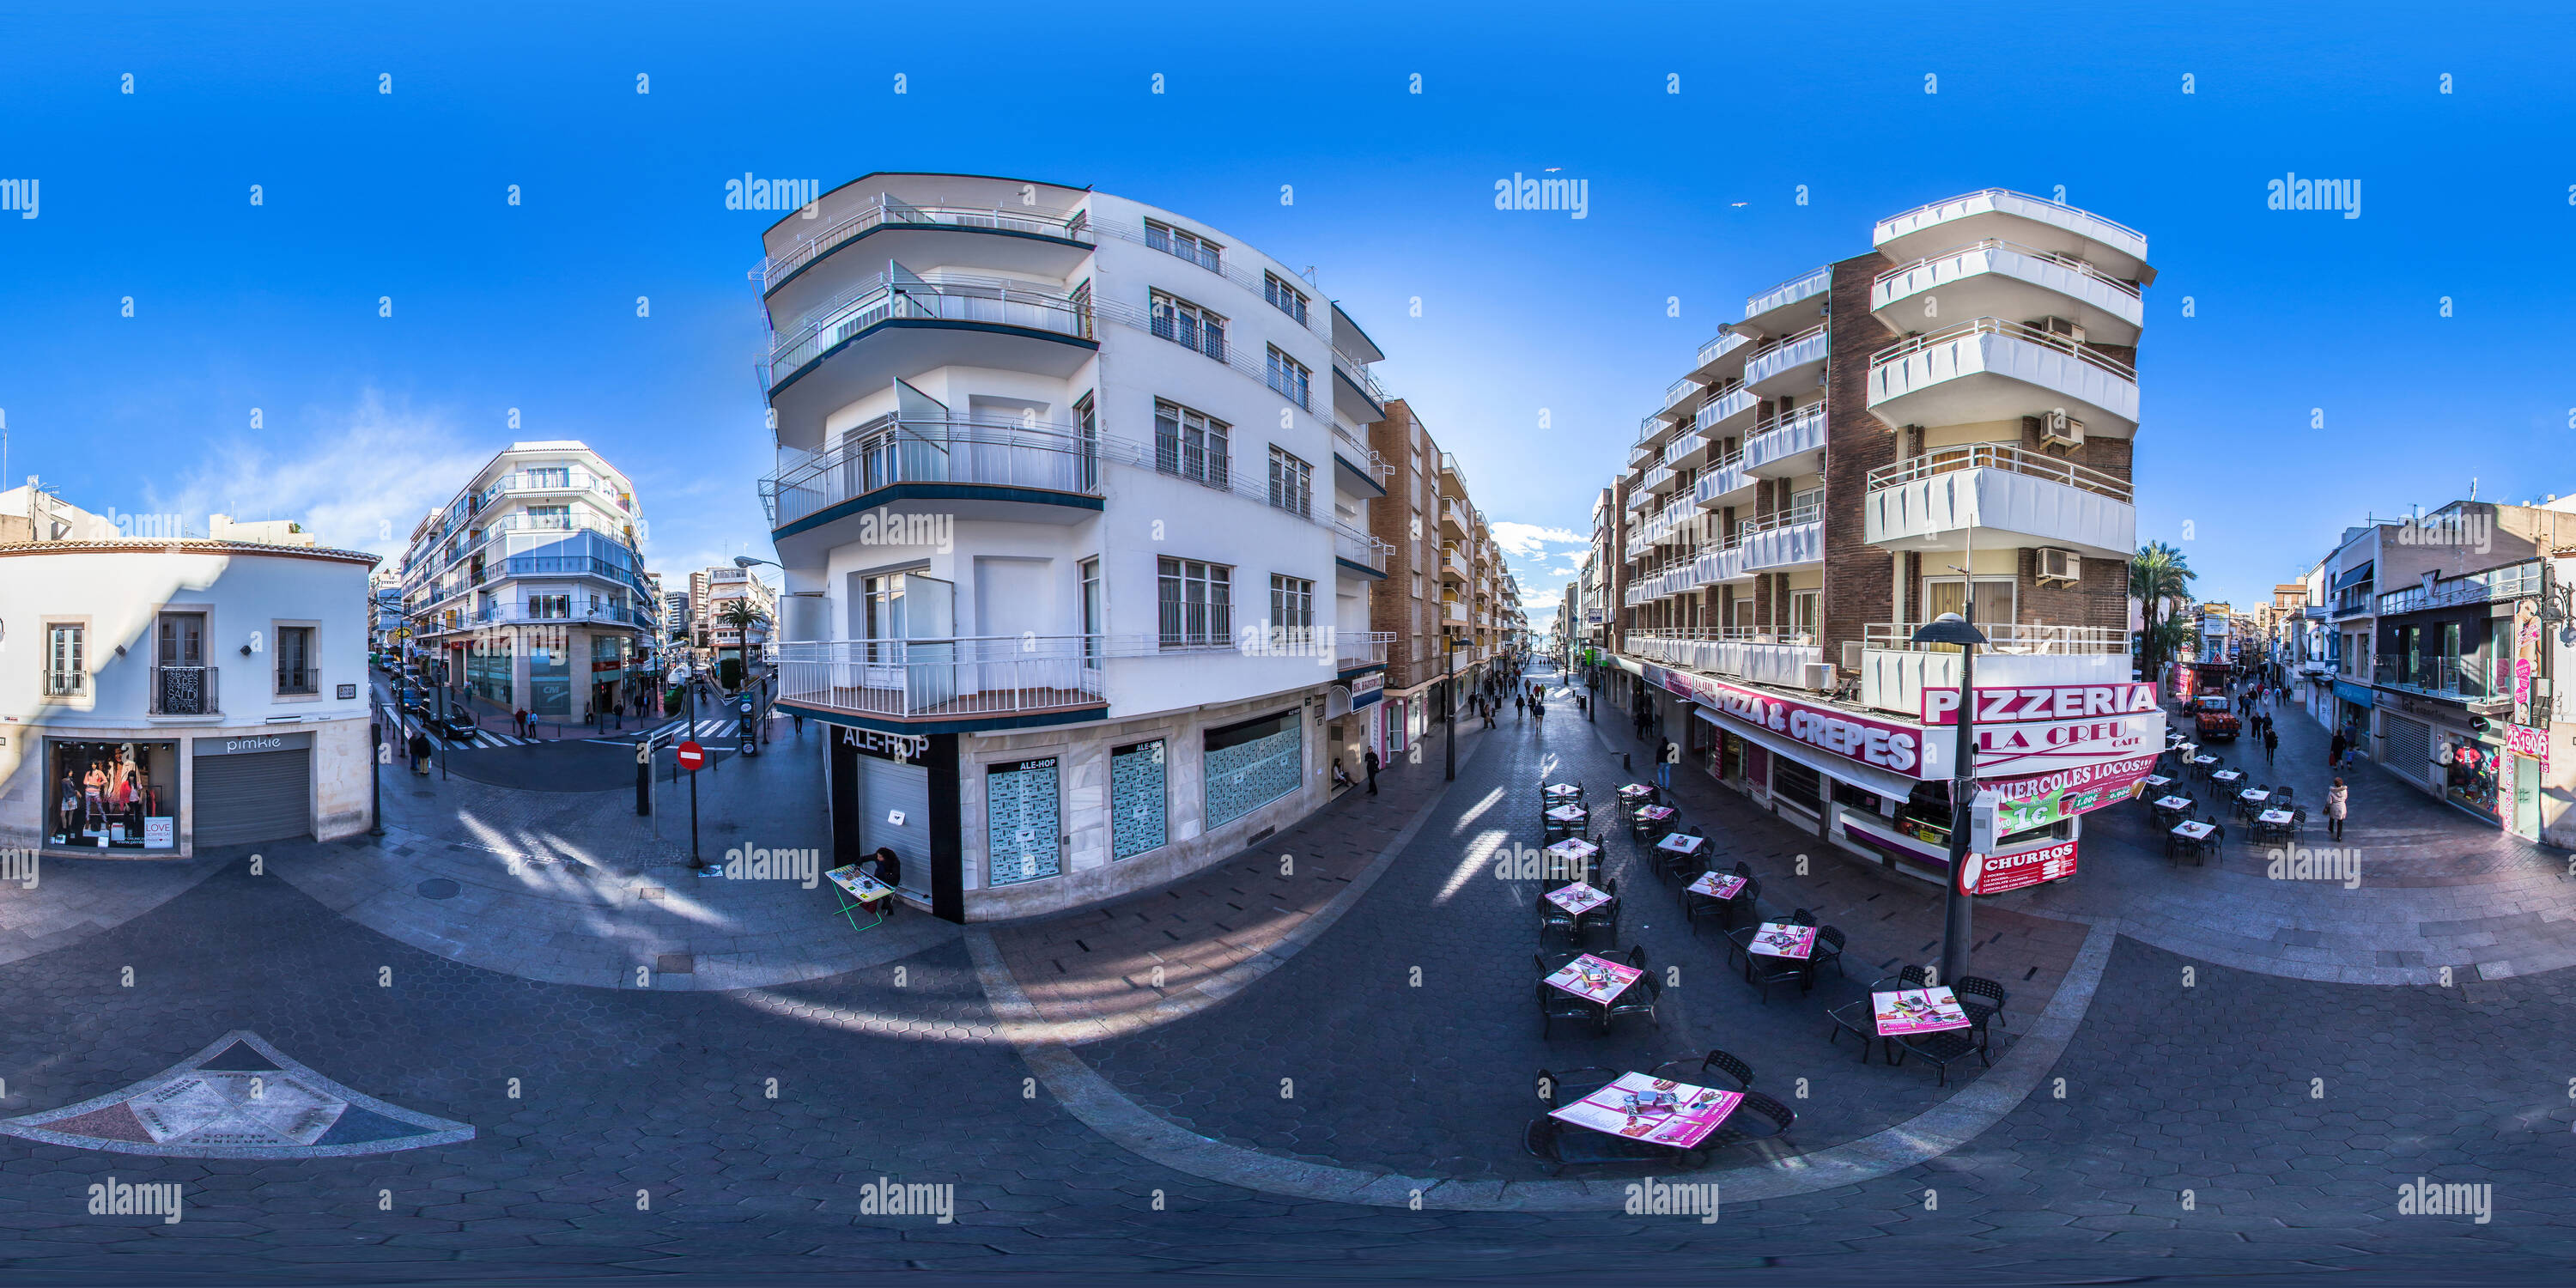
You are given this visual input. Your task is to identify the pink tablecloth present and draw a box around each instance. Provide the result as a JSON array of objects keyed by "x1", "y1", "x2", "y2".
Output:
[{"x1": 1548, "y1": 1072, "x2": 1744, "y2": 1149}]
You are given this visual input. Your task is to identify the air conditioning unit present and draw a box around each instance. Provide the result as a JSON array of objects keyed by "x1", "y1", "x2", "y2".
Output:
[
  {"x1": 2039, "y1": 409, "x2": 2085, "y2": 450},
  {"x1": 1802, "y1": 662, "x2": 1837, "y2": 691},
  {"x1": 1842, "y1": 641, "x2": 1865, "y2": 673},
  {"x1": 2033, "y1": 315, "x2": 2087, "y2": 345},
  {"x1": 2037, "y1": 547, "x2": 2082, "y2": 585}
]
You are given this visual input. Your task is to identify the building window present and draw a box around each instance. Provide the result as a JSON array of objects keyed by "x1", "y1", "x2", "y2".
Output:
[
  {"x1": 1079, "y1": 557, "x2": 1102, "y2": 663},
  {"x1": 1073, "y1": 392, "x2": 1100, "y2": 492},
  {"x1": 1150, "y1": 290, "x2": 1226, "y2": 361},
  {"x1": 1267, "y1": 447, "x2": 1313, "y2": 518},
  {"x1": 1109, "y1": 740, "x2": 1168, "y2": 860},
  {"x1": 1144, "y1": 219, "x2": 1222, "y2": 271},
  {"x1": 1158, "y1": 557, "x2": 1232, "y2": 648},
  {"x1": 45, "y1": 623, "x2": 85, "y2": 696},
  {"x1": 1266, "y1": 345, "x2": 1311, "y2": 410},
  {"x1": 1789, "y1": 590, "x2": 1819, "y2": 641},
  {"x1": 1269, "y1": 575, "x2": 1315, "y2": 648},
  {"x1": 1921, "y1": 577, "x2": 2015, "y2": 629},
  {"x1": 1263, "y1": 271, "x2": 1309, "y2": 325},
  {"x1": 1154, "y1": 399, "x2": 1231, "y2": 489},
  {"x1": 986, "y1": 757, "x2": 1062, "y2": 886},
  {"x1": 1204, "y1": 710, "x2": 1301, "y2": 829},
  {"x1": 276, "y1": 626, "x2": 318, "y2": 695},
  {"x1": 526, "y1": 467, "x2": 569, "y2": 489},
  {"x1": 529, "y1": 594, "x2": 571, "y2": 620},
  {"x1": 1411, "y1": 573, "x2": 1423, "y2": 600},
  {"x1": 1773, "y1": 758, "x2": 1823, "y2": 813}
]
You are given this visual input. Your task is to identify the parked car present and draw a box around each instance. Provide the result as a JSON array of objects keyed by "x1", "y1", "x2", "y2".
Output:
[
  {"x1": 399, "y1": 692, "x2": 432, "y2": 719},
  {"x1": 2191, "y1": 692, "x2": 2240, "y2": 742},
  {"x1": 433, "y1": 710, "x2": 482, "y2": 741}
]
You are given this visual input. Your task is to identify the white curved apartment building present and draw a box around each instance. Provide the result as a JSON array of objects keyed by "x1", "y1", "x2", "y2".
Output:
[
  {"x1": 1612, "y1": 190, "x2": 2161, "y2": 887},
  {"x1": 756, "y1": 172, "x2": 1394, "y2": 922}
]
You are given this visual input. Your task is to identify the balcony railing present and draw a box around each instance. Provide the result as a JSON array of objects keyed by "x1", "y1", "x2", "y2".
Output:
[
  {"x1": 1862, "y1": 622, "x2": 2128, "y2": 655},
  {"x1": 761, "y1": 414, "x2": 1114, "y2": 527},
  {"x1": 45, "y1": 670, "x2": 87, "y2": 697},
  {"x1": 755, "y1": 197, "x2": 1094, "y2": 292},
  {"x1": 1874, "y1": 238, "x2": 2143, "y2": 299},
  {"x1": 1865, "y1": 440, "x2": 2134, "y2": 501},
  {"x1": 151, "y1": 665, "x2": 218, "y2": 716},
  {"x1": 1873, "y1": 189, "x2": 2148, "y2": 260},
  {"x1": 277, "y1": 666, "x2": 319, "y2": 696},
  {"x1": 1696, "y1": 329, "x2": 1753, "y2": 369},
  {"x1": 1439, "y1": 452, "x2": 1467, "y2": 489},
  {"x1": 1331, "y1": 347, "x2": 1392, "y2": 409},
  {"x1": 763, "y1": 271, "x2": 1095, "y2": 389},
  {"x1": 473, "y1": 604, "x2": 657, "y2": 629},
  {"x1": 778, "y1": 636, "x2": 1109, "y2": 721},
  {"x1": 1336, "y1": 629, "x2": 1394, "y2": 670},
  {"x1": 1870, "y1": 316, "x2": 2137, "y2": 384},
  {"x1": 1694, "y1": 384, "x2": 1758, "y2": 433},
  {"x1": 1738, "y1": 504, "x2": 1824, "y2": 540},
  {"x1": 1745, "y1": 265, "x2": 1832, "y2": 320},
  {"x1": 1330, "y1": 423, "x2": 1394, "y2": 485},
  {"x1": 2375, "y1": 562, "x2": 2543, "y2": 616}
]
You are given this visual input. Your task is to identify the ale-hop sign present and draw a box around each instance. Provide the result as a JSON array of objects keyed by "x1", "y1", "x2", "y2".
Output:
[
  {"x1": 2504, "y1": 722, "x2": 2549, "y2": 772},
  {"x1": 1923, "y1": 682, "x2": 2159, "y2": 726}
]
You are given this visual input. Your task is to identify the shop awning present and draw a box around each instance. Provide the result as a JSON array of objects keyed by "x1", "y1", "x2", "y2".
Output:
[
  {"x1": 1694, "y1": 705, "x2": 1921, "y2": 801},
  {"x1": 2332, "y1": 561, "x2": 2374, "y2": 591}
]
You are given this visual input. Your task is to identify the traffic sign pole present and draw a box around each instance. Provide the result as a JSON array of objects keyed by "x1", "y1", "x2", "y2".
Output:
[
  {"x1": 635, "y1": 737, "x2": 653, "y2": 817},
  {"x1": 676, "y1": 740, "x2": 708, "y2": 872}
]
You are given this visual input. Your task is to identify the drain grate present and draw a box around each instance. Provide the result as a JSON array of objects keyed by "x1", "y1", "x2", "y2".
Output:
[
  {"x1": 416, "y1": 878, "x2": 460, "y2": 900},
  {"x1": 655, "y1": 953, "x2": 695, "y2": 975}
]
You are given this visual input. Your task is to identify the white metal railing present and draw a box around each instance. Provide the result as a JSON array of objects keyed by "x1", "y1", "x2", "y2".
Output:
[
  {"x1": 1745, "y1": 265, "x2": 1832, "y2": 319},
  {"x1": 1874, "y1": 189, "x2": 2148, "y2": 254},
  {"x1": 1694, "y1": 384, "x2": 1758, "y2": 432},
  {"x1": 1738, "y1": 504, "x2": 1823, "y2": 539},
  {"x1": 1335, "y1": 629, "x2": 1394, "y2": 668},
  {"x1": 1693, "y1": 453, "x2": 1750, "y2": 507},
  {"x1": 1868, "y1": 316, "x2": 2137, "y2": 382},
  {"x1": 1640, "y1": 463, "x2": 1675, "y2": 493},
  {"x1": 1874, "y1": 238, "x2": 2143, "y2": 299},
  {"x1": 1662, "y1": 430, "x2": 1702, "y2": 468},
  {"x1": 1865, "y1": 440, "x2": 2134, "y2": 502},
  {"x1": 778, "y1": 635, "x2": 1119, "y2": 720},
  {"x1": 2376, "y1": 560, "x2": 2543, "y2": 615},
  {"x1": 1663, "y1": 374, "x2": 1702, "y2": 410},
  {"x1": 1746, "y1": 323, "x2": 1828, "y2": 380},
  {"x1": 760, "y1": 414, "x2": 1117, "y2": 527},
  {"x1": 754, "y1": 197, "x2": 1092, "y2": 292},
  {"x1": 764, "y1": 271, "x2": 1093, "y2": 388},
  {"x1": 1331, "y1": 346, "x2": 1392, "y2": 409},
  {"x1": 1863, "y1": 622, "x2": 2129, "y2": 655},
  {"x1": 1696, "y1": 329, "x2": 1752, "y2": 368},
  {"x1": 1330, "y1": 422, "x2": 1394, "y2": 484}
]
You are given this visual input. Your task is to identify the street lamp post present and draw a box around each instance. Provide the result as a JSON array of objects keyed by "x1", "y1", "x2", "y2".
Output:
[
  {"x1": 1443, "y1": 630, "x2": 1462, "y2": 782},
  {"x1": 367, "y1": 686, "x2": 386, "y2": 837},
  {"x1": 1913, "y1": 610, "x2": 1989, "y2": 987}
]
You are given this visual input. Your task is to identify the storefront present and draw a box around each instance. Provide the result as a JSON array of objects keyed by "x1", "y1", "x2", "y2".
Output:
[
  {"x1": 2333, "y1": 679, "x2": 2374, "y2": 750},
  {"x1": 46, "y1": 739, "x2": 179, "y2": 851},
  {"x1": 2439, "y1": 727, "x2": 2504, "y2": 824},
  {"x1": 191, "y1": 731, "x2": 315, "y2": 848}
]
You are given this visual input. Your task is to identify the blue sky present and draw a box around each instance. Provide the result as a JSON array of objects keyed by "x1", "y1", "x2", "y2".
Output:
[{"x1": 4, "y1": 2, "x2": 2573, "y2": 624}]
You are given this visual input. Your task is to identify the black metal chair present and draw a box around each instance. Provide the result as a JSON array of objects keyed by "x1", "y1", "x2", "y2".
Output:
[
  {"x1": 1951, "y1": 975, "x2": 2009, "y2": 1048},
  {"x1": 1825, "y1": 999, "x2": 1878, "y2": 1063},
  {"x1": 1523, "y1": 1115, "x2": 1696, "y2": 1176},
  {"x1": 1885, "y1": 1027, "x2": 1989, "y2": 1087},
  {"x1": 1731, "y1": 860, "x2": 1753, "y2": 879},
  {"x1": 1573, "y1": 878, "x2": 1621, "y2": 945},
  {"x1": 1742, "y1": 936, "x2": 1811, "y2": 1004},
  {"x1": 1604, "y1": 945, "x2": 1661, "y2": 1032},
  {"x1": 1809, "y1": 925, "x2": 1847, "y2": 981},
  {"x1": 1872, "y1": 964, "x2": 1930, "y2": 993},
  {"x1": 1534, "y1": 1066, "x2": 1617, "y2": 1109},
  {"x1": 1683, "y1": 883, "x2": 1735, "y2": 938},
  {"x1": 1538, "y1": 889, "x2": 1578, "y2": 944},
  {"x1": 1534, "y1": 957, "x2": 1601, "y2": 1038},
  {"x1": 1787, "y1": 908, "x2": 1818, "y2": 927},
  {"x1": 1700, "y1": 1091, "x2": 1797, "y2": 1153},
  {"x1": 1651, "y1": 1048, "x2": 1754, "y2": 1091}
]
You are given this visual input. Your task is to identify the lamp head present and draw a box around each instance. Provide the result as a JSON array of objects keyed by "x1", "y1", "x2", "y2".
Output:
[{"x1": 1911, "y1": 611, "x2": 1987, "y2": 647}]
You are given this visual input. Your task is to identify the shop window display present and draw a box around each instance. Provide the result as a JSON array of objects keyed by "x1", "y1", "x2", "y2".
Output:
[
  {"x1": 2445, "y1": 735, "x2": 2500, "y2": 819},
  {"x1": 49, "y1": 740, "x2": 179, "y2": 850}
]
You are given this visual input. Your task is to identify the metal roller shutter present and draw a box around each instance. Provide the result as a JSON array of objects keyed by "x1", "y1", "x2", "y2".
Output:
[
  {"x1": 858, "y1": 756, "x2": 931, "y2": 902},
  {"x1": 191, "y1": 749, "x2": 313, "y2": 848},
  {"x1": 2380, "y1": 716, "x2": 2432, "y2": 786}
]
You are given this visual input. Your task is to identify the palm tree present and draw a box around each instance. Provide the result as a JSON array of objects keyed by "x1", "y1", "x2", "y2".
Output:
[
  {"x1": 716, "y1": 598, "x2": 769, "y2": 637},
  {"x1": 2129, "y1": 542, "x2": 2197, "y2": 680}
]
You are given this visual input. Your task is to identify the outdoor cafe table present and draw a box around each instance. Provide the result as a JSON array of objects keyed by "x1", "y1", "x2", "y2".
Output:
[
  {"x1": 1542, "y1": 951, "x2": 1640, "y2": 1005},
  {"x1": 824, "y1": 865, "x2": 896, "y2": 932},
  {"x1": 1634, "y1": 805, "x2": 1677, "y2": 825},
  {"x1": 1686, "y1": 872, "x2": 1747, "y2": 901},
  {"x1": 1546, "y1": 881, "x2": 1613, "y2": 917},
  {"x1": 2171, "y1": 820, "x2": 2216, "y2": 842},
  {"x1": 1747, "y1": 922, "x2": 1818, "y2": 960},
  {"x1": 2211, "y1": 769, "x2": 2244, "y2": 787},
  {"x1": 2142, "y1": 775, "x2": 2175, "y2": 791},
  {"x1": 1871, "y1": 985, "x2": 1971, "y2": 1037},
  {"x1": 1618, "y1": 783, "x2": 1656, "y2": 802},
  {"x1": 1655, "y1": 832, "x2": 1707, "y2": 859},
  {"x1": 1547, "y1": 1071, "x2": 1745, "y2": 1151},
  {"x1": 2153, "y1": 795, "x2": 2193, "y2": 812},
  {"x1": 1543, "y1": 783, "x2": 1583, "y2": 800},
  {"x1": 1546, "y1": 805, "x2": 1589, "y2": 825},
  {"x1": 2239, "y1": 789, "x2": 2271, "y2": 807},
  {"x1": 1544, "y1": 838, "x2": 1600, "y2": 882},
  {"x1": 2257, "y1": 808, "x2": 2295, "y2": 826},
  {"x1": 2191, "y1": 755, "x2": 2217, "y2": 768}
]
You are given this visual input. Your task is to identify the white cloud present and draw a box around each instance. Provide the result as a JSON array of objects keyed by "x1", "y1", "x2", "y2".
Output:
[
  {"x1": 145, "y1": 392, "x2": 488, "y2": 557},
  {"x1": 1547, "y1": 565, "x2": 1580, "y2": 577},
  {"x1": 1489, "y1": 520, "x2": 1584, "y2": 559}
]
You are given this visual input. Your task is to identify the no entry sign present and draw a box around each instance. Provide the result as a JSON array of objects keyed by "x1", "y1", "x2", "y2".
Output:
[{"x1": 675, "y1": 740, "x2": 707, "y2": 772}]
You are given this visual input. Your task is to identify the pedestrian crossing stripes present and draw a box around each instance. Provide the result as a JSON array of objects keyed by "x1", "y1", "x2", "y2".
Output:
[{"x1": 585, "y1": 719, "x2": 738, "y2": 747}]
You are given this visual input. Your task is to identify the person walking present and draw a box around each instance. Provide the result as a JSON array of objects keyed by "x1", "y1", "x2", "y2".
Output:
[
  {"x1": 1656, "y1": 737, "x2": 1677, "y2": 790},
  {"x1": 1516, "y1": 692, "x2": 1527, "y2": 720},
  {"x1": 2329, "y1": 727, "x2": 2348, "y2": 770},
  {"x1": 407, "y1": 727, "x2": 434, "y2": 776},
  {"x1": 2326, "y1": 776, "x2": 2348, "y2": 841},
  {"x1": 2263, "y1": 724, "x2": 2278, "y2": 765},
  {"x1": 1363, "y1": 747, "x2": 1379, "y2": 796}
]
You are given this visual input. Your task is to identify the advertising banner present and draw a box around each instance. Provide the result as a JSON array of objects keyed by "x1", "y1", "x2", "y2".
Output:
[
  {"x1": 1959, "y1": 838, "x2": 2079, "y2": 896},
  {"x1": 1923, "y1": 682, "x2": 2160, "y2": 726},
  {"x1": 2506, "y1": 721, "x2": 2549, "y2": 772},
  {"x1": 1987, "y1": 754, "x2": 2160, "y2": 832}
]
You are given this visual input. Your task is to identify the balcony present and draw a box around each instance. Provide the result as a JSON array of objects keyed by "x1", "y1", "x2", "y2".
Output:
[
  {"x1": 1872, "y1": 240, "x2": 2145, "y2": 346},
  {"x1": 1743, "y1": 265, "x2": 1832, "y2": 334},
  {"x1": 1639, "y1": 462, "x2": 1678, "y2": 495},
  {"x1": 2374, "y1": 655, "x2": 2506, "y2": 706},
  {"x1": 1628, "y1": 629, "x2": 1826, "y2": 690},
  {"x1": 1335, "y1": 629, "x2": 1394, "y2": 671},
  {"x1": 755, "y1": 197, "x2": 1095, "y2": 299},
  {"x1": 1693, "y1": 384, "x2": 1759, "y2": 437},
  {"x1": 2376, "y1": 562, "x2": 2542, "y2": 616},
  {"x1": 1443, "y1": 544, "x2": 1471, "y2": 580},
  {"x1": 1856, "y1": 622, "x2": 2135, "y2": 720},
  {"x1": 1330, "y1": 346, "x2": 1390, "y2": 422},
  {"x1": 1439, "y1": 498, "x2": 1469, "y2": 538},
  {"x1": 1736, "y1": 506, "x2": 1824, "y2": 574},
  {"x1": 1658, "y1": 375, "x2": 1703, "y2": 420},
  {"x1": 1863, "y1": 442, "x2": 2136, "y2": 560},
  {"x1": 762, "y1": 413, "x2": 1108, "y2": 537},
  {"x1": 1874, "y1": 189, "x2": 2152, "y2": 287},
  {"x1": 1741, "y1": 404, "x2": 1827, "y2": 479},
  {"x1": 1330, "y1": 422, "x2": 1392, "y2": 495},
  {"x1": 1866, "y1": 318, "x2": 2139, "y2": 437},
  {"x1": 762, "y1": 270, "x2": 1097, "y2": 432},
  {"x1": 1443, "y1": 598, "x2": 1470, "y2": 625},
  {"x1": 150, "y1": 665, "x2": 219, "y2": 717},
  {"x1": 1334, "y1": 526, "x2": 1392, "y2": 578},
  {"x1": 777, "y1": 636, "x2": 1107, "y2": 726},
  {"x1": 1690, "y1": 328, "x2": 1756, "y2": 382},
  {"x1": 1693, "y1": 451, "x2": 1755, "y2": 510},
  {"x1": 477, "y1": 603, "x2": 658, "y2": 630},
  {"x1": 1662, "y1": 428, "x2": 1710, "y2": 471},
  {"x1": 1439, "y1": 451, "x2": 1467, "y2": 493},
  {"x1": 1743, "y1": 324, "x2": 1829, "y2": 398}
]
